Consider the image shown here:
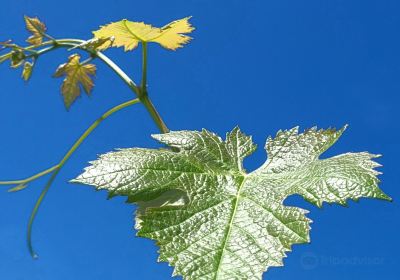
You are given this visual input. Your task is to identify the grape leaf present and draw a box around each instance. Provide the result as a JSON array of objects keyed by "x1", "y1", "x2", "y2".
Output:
[
  {"x1": 53, "y1": 54, "x2": 96, "y2": 109},
  {"x1": 92, "y1": 17, "x2": 194, "y2": 51},
  {"x1": 24, "y1": 16, "x2": 47, "y2": 45},
  {"x1": 73, "y1": 126, "x2": 390, "y2": 279}
]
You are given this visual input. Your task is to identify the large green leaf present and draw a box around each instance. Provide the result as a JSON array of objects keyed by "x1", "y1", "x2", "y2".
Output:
[{"x1": 73, "y1": 126, "x2": 390, "y2": 279}]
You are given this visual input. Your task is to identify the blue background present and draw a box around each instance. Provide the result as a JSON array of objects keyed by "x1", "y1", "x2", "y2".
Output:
[{"x1": 0, "y1": 0, "x2": 398, "y2": 279}]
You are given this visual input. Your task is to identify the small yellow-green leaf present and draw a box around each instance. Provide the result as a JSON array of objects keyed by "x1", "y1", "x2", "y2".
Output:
[
  {"x1": 24, "y1": 16, "x2": 47, "y2": 45},
  {"x1": 22, "y1": 61, "x2": 34, "y2": 81},
  {"x1": 93, "y1": 17, "x2": 194, "y2": 51},
  {"x1": 54, "y1": 54, "x2": 96, "y2": 109}
]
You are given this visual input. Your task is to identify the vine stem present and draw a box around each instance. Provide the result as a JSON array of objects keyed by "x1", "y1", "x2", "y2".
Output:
[
  {"x1": 27, "y1": 98, "x2": 140, "y2": 258},
  {"x1": 2, "y1": 37, "x2": 171, "y2": 258},
  {"x1": 139, "y1": 42, "x2": 169, "y2": 133},
  {"x1": 141, "y1": 42, "x2": 148, "y2": 93},
  {"x1": 22, "y1": 39, "x2": 169, "y2": 133}
]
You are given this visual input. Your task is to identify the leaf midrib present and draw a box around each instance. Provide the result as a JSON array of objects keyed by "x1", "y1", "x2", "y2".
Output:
[
  {"x1": 63, "y1": 63, "x2": 82, "y2": 97},
  {"x1": 214, "y1": 173, "x2": 247, "y2": 280}
]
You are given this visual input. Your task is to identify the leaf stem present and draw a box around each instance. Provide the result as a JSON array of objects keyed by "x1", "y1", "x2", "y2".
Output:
[
  {"x1": 139, "y1": 42, "x2": 169, "y2": 133},
  {"x1": 141, "y1": 42, "x2": 148, "y2": 93},
  {"x1": 140, "y1": 96, "x2": 169, "y2": 133},
  {"x1": 27, "y1": 98, "x2": 140, "y2": 258},
  {"x1": 94, "y1": 50, "x2": 140, "y2": 95}
]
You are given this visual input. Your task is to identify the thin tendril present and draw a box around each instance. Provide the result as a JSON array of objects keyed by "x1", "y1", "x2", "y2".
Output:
[{"x1": 27, "y1": 98, "x2": 140, "y2": 258}]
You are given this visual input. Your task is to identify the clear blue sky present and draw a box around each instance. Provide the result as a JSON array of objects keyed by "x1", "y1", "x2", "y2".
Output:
[{"x1": 0, "y1": 0, "x2": 398, "y2": 279}]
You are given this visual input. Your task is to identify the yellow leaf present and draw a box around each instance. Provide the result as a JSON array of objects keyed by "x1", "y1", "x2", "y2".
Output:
[
  {"x1": 54, "y1": 54, "x2": 96, "y2": 109},
  {"x1": 93, "y1": 17, "x2": 194, "y2": 51},
  {"x1": 22, "y1": 61, "x2": 34, "y2": 81},
  {"x1": 152, "y1": 18, "x2": 194, "y2": 50},
  {"x1": 24, "y1": 16, "x2": 47, "y2": 45}
]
